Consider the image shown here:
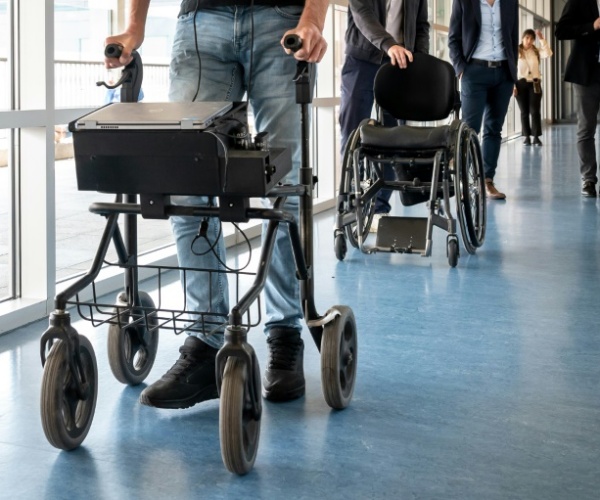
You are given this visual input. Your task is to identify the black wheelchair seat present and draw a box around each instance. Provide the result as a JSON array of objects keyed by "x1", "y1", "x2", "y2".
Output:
[{"x1": 360, "y1": 123, "x2": 452, "y2": 150}]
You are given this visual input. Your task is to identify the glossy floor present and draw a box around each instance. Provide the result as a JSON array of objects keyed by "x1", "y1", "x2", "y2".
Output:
[{"x1": 1, "y1": 125, "x2": 599, "y2": 499}]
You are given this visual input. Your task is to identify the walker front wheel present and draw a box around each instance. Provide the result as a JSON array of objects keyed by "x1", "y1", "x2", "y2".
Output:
[
  {"x1": 219, "y1": 356, "x2": 261, "y2": 475},
  {"x1": 40, "y1": 335, "x2": 98, "y2": 450}
]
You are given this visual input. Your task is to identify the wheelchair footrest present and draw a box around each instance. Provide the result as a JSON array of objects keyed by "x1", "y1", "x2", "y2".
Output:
[{"x1": 375, "y1": 216, "x2": 427, "y2": 253}]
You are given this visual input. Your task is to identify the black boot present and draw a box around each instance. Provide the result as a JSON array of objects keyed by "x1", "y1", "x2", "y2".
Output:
[
  {"x1": 140, "y1": 336, "x2": 219, "y2": 409},
  {"x1": 262, "y1": 328, "x2": 305, "y2": 402}
]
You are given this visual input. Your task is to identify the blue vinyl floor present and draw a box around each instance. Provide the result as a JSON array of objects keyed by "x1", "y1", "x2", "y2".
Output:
[{"x1": 0, "y1": 124, "x2": 599, "y2": 499}]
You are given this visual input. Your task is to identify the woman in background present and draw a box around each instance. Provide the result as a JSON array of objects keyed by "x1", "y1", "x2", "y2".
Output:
[{"x1": 514, "y1": 29, "x2": 553, "y2": 146}]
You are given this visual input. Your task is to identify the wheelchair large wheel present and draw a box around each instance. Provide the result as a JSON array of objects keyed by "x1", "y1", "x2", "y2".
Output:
[
  {"x1": 339, "y1": 127, "x2": 376, "y2": 249},
  {"x1": 220, "y1": 356, "x2": 261, "y2": 475},
  {"x1": 107, "y1": 291, "x2": 159, "y2": 385},
  {"x1": 455, "y1": 124, "x2": 486, "y2": 254},
  {"x1": 41, "y1": 335, "x2": 98, "y2": 450},
  {"x1": 321, "y1": 306, "x2": 358, "y2": 410}
]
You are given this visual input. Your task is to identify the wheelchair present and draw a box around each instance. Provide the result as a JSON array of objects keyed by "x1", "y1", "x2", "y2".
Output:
[{"x1": 334, "y1": 53, "x2": 486, "y2": 267}]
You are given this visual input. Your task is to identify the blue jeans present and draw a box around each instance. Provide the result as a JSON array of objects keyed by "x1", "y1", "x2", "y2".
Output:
[
  {"x1": 459, "y1": 63, "x2": 514, "y2": 180},
  {"x1": 339, "y1": 55, "x2": 398, "y2": 214},
  {"x1": 169, "y1": 6, "x2": 304, "y2": 348}
]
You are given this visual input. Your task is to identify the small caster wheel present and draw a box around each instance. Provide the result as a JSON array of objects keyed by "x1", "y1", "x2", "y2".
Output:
[
  {"x1": 447, "y1": 237, "x2": 459, "y2": 268},
  {"x1": 108, "y1": 291, "x2": 159, "y2": 385},
  {"x1": 41, "y1": 335, "x2": 98, "y2": 450},
  {"x1": 220, "y1": 355, "x2": 261, "y2": 475},
  {"x1": 334, "y1": 232, "x2": 347, "y2": 261},
  {"x1": 321, "y1": 305, "x2": 358, "y2": 409}
]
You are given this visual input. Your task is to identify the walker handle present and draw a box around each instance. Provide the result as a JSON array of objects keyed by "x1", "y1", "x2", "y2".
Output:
[{"x1": 283, "y1": 34, "x2": 302, "y2": 53}]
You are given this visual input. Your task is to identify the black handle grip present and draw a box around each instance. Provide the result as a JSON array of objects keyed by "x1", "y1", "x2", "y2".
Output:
[
  {"x1": 283, "y1": 34, "x2": 302, "y2": 53},
  {"x1": 105, "y1": 44, "x2": 123, "y2": 58}
]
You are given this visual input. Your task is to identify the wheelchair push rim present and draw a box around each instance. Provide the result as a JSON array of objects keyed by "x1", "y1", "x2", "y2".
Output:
[
  {"x1": 454, "y1": 123, "x2": 486, "y2": 253},
  {"x1": 339, "y1": 127, "x2": 376, "y2": 251}
]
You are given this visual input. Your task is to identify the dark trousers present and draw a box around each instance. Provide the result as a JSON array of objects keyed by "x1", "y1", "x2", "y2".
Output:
[
  {"x1": 573, "y1": 67, "x2": 600, "y2": 183},
  {"x1": 339, "y1": 55, "x2": 397, "y2": 214},
  {"x1": 460, "y1": 62, "x2": 514, "y2": 180},
  {"x1": 515, "y1": 79, "x2": 543, "y2": 137}
]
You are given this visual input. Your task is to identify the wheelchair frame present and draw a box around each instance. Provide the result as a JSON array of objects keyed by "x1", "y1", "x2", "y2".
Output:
[{"x1": 334, "y1": 56, "x2": 487, "y2": 267}]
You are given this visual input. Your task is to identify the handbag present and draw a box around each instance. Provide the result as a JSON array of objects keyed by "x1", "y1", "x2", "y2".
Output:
[{"x1": 533, "y1": 78, "x2": 542, "y2": 94}]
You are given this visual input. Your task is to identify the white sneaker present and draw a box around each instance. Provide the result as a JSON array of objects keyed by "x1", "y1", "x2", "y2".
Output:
[{"x1": 369, "y1": 213, "x2": 386, "y2": 233}]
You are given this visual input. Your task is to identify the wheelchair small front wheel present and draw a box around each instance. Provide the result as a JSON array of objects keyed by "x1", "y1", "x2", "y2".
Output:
[
  {"x1": 41, "y1": 335, "x2": 98, "y2": 450},
  {"x1": 447, "y1": 237, "x2": 459, "y2": 268},
  {"x1": 220, "y1": 356, "x2": 261, "y2": 475},
  {"x1": 321, "y1": 306, "x2": 358, "y2": 410},
  {"x1": 334, "y1": 231, "x2": 347, "y2": 261},
  {"x1": 107, "y1": 291, "x2": 159, "y2": 385}
]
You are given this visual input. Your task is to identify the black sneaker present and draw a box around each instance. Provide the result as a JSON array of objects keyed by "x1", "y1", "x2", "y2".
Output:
[
  {"x1": 262, "y1": 328, "x2": 305, "y2": 402},
  {"x1": 533, "y1": 137, "x2": 543, "y2": 146},
  {"x1": 581, "y1": 181, "x2": 597, "y2": 198},
  {"x1": 523, "y1": 136, "x2": 531, "y2": 146},
  {"x1": 140, "y1": 336, "x2": 219, "y2": 409}
]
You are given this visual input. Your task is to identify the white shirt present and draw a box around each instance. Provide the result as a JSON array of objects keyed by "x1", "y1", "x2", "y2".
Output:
[{"x1": 517, "y1": 39, "x2": 553, "y2": 81}]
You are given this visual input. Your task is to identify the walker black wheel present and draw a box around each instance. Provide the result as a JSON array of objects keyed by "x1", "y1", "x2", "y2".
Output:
[
  {"x1": 40, "y1": 335, "x2": 98, "y2": 450},
  {"x1": 339, "y1": 127, "x2": 375, "y2": 248},
  {"x1": 334, "y1": 230, "x2": 347, "y2": 261},
  {"x1": 321, "y1": 306, "x2": 358, "y2": 410},
  {"x1": 447, "y1": 237, "x2": 459, "y2": 268},
  {"x1": 220, "y1": 356, "x2": 261, "y2": 475},
  {"x1": 455, "y1": 124, "x2": 486, "y2": 253},
  {"x1": 107, "y1": 291, "x2": 159, "y2": 385}
]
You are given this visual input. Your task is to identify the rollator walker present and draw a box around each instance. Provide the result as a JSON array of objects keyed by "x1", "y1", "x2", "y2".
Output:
[
  {"x1": 334, "y1": 53, "x2": 487, "y2": 267},
  {"x1": 39, "y1": 37, "x2": 357, "y2": 475}
]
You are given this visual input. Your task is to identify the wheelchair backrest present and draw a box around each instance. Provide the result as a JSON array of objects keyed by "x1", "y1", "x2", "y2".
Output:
[{"x1": 374, "y1": 53, "x2": 459, "y2": 122}]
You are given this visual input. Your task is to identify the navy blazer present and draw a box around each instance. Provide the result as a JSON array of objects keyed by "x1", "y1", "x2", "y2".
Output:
[
  {"x1": 448, "y1": 0, "x2": 519, "y2": 82},
  {"x1": 555, "y1": 0, "x2": 600, "y2": 86}
]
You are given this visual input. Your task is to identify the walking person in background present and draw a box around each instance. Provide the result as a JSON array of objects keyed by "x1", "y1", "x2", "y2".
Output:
[
  {"x1": 555, "y1": 0, "x2": 600, "y2": 197},
  {"x1": 339, "y1": 0, "x2": 430, "y2": 230},
  {"x1": 514, "y1": 29, "x2": 552, "y2": 147},
  {"x1": 448, "y1": 0, "x2": 519, "y2": 201}
]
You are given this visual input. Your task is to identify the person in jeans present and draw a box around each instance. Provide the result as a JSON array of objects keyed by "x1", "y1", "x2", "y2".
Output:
[
  {"x1": 514, "y1": 29, "x2": 552, "y2": 147},
  {"x1": 105, "y1": 0, "x2": 328, "y2": 408},
  {"x1": 339, "y1": 0, "x2": 430, "y2": 229},
  {"x1": 448, "y1": 0, "x2": 518, "y2": 201},
  {"x1": 556, "y1": 0, "x2": 600, "y2": 198}
]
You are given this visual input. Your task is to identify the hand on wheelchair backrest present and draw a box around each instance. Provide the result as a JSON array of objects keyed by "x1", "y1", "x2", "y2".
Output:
[{"x1": 373, "y1": 53, "x2": 456, "y2": 123}]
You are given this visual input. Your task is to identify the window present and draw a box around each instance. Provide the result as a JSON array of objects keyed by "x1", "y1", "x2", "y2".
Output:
[
  {"x1": 54, "y1": 1, "x2": 178, "y2": 284},
  {"x1": 0, "y1": 128, "x2": 10, "y2": 301}
]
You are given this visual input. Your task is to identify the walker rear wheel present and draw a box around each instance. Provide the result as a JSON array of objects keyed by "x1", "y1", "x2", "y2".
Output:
[
  {"x1": 220, "y1": 356, "x2": 261, "y2": 475},
  {"x1": 40, "y1": 335, "x2": 98, "y2": 450},
  {"x1": 321, "y1": 306, "x2": 358, "y2": 409},
  {"x1": 107, "y1": 291, "x2": 159, "y2": 385}
]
